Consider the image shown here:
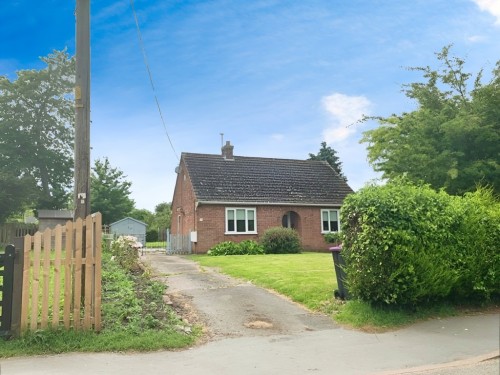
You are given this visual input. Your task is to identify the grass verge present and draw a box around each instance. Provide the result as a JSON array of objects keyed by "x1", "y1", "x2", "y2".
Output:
[
  {"x1": 0, "y1": 251, "x2": 198, "y2": 357},
  {"x1": 190, "y1": 253, "x2": 498, "y2": 332}
]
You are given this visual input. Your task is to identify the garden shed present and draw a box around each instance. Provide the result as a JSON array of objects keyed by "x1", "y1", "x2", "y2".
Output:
[
  {"x1": 37, "y1": 209, "x2": 73, "y2": 231},
  {"x1": 109, "y1": 217, "x2": 147, "y2": 246}
]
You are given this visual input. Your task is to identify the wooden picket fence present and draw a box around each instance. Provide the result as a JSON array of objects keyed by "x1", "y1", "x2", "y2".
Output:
[{"x1": 20, "y1": 213, "x2": 102, "y2": 332}]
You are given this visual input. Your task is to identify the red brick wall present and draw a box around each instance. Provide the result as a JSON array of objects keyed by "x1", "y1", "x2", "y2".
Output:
[
  {"x1": 171, "y1": 160, "x2": 196, "y2": 238},
  {"x1": 192, "y1": 204, "x2": 339, "y2": 253}
]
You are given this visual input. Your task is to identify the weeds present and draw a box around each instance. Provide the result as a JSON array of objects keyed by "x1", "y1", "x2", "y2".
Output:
[{"x1": 0, "y1": 247, "x2": 197, "y2": 357}]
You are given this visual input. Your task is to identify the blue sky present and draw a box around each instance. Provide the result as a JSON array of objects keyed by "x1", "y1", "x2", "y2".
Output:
[{"x1": 1, "y1": 0, "x2": 499, "y2": 211}]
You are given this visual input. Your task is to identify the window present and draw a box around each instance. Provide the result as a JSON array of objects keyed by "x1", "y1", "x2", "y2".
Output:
[
  {"x1": 226, "y1": 208, "x2": 257, "y2": 234},
  {"x1": 321, "y1": 209, "x2": 340, "y2": 233}
]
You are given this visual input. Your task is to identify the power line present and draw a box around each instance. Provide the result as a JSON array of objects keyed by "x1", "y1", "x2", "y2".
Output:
[{"x1": 130, "y1": 0, "x2": 179, "y2": 161}]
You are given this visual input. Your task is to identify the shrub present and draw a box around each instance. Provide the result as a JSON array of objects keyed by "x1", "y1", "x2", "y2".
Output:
[
  {"x1": 341, "y1": 180, "x2": 500, "y2": 306},
  {"x1": 238, "y1": 240, "x2": 265, "y2": 255},
  {"x1": 109, "y1": 235, "x2": 142, "y2": 271},
  {"x1": 207, "y1": 241, "x2": 241, "y2": 256},
  {"x1": 341, "y1": 180, "x2": 459, "y2": 306},
  {"x1": 260, "y1": 227, "x2": 301, "y2": 254},
  {"x1": 324, "y1": 232, "x2": 342, "y2": 244},
  {"x1": 450, "y1": 188, "x2": 500, "y2": 301},
  {"x1": 207, "y1": 240, "x2": 264, "y2": 256}
]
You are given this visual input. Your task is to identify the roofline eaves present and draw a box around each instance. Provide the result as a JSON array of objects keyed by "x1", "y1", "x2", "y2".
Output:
[{"x1": 197, "y1": 200, "x2": 343, "y2": 207}]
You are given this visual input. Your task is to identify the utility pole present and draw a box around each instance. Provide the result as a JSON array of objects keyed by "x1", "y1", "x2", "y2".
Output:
[{"x1": 74, "y1": 0, "x2": 91, "y2": 220}]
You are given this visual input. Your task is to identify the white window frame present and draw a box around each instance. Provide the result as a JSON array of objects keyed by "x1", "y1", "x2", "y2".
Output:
[
  {"x1": 321, "y1": 209, "x2": 340, "y2": 233},
  {"x1": 225, "y1": 207, "x2": 257, "y2": 234}
]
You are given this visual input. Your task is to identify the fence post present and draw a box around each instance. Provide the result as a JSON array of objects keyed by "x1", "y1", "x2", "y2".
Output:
[{"x1": 10, "y1": 239, "x2": 24, "y2": 337}]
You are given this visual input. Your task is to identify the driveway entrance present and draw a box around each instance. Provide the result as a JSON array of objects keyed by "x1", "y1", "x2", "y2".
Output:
[{"x1": 143, "y1": 253, "x2": 336, "y2": 340}]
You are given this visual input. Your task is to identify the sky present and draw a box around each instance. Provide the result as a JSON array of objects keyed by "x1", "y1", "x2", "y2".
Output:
[{"x1": 1, "y1": 0, "x2": 499, "y2": 211}]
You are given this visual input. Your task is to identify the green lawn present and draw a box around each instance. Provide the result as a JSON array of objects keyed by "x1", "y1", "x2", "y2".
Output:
[
  {"x1": 146, "y1": 241, "x2": 166, "y2": 249},
  {"x1": 190, "y1": 252, "x2": 337, "y2": 312}
]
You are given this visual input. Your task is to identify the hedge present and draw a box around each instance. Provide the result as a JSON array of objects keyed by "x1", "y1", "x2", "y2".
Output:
[{"x1": 341, "y1": 180, "x2": 499, "y2": 306}]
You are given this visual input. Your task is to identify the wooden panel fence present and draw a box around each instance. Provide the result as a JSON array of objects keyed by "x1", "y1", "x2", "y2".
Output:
[
  {"x1": 0, "y1": 223, "x2": 37, "y2": 247},
  {"x1": 21, "y1": 213, "x2": 102, "y2": 332}
]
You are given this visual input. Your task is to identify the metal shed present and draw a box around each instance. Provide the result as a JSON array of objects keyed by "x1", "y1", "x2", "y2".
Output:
[{"x1": 109, "y1": 217, "x2": 147, "y2": 246}]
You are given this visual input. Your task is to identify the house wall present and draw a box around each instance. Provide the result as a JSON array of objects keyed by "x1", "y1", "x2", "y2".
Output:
[
  {"x1": 192, "y1": 204, "x2": 338, "y2": 253},
  {"x1": 171, "y1": 160, "x2": 197, "y2": 244}
]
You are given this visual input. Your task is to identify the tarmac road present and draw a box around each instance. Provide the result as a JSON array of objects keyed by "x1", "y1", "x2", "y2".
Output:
[{"x1": 1, "y1": 253, "x2": 498, "y2": 375}]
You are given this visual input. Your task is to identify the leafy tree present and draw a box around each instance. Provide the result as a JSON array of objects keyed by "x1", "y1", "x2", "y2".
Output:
[
  {"x1": 129, "y1": 208, "x2": 154, "y2": 225},
  {"x1": 0, "y1": 50, "x2": 75, "y2": 213},
  {"x1": 91, "y1": 157, "x2": 135, "y2": 225},
  {"x1": 0, "y1": 172, "x2": 36, "y2": 223},
  {"x1": 361, "y1": 46, "x2": 500, "y2": 195},
  {"x1": 152, "y1": 202, "x2": 172, "y2": 230},
  {"x1": 130, "y1": 203, "x2": 171, "y2": 242},
  {"x1": 308, "y1": 141, "x2": 347, "y2": 181}
]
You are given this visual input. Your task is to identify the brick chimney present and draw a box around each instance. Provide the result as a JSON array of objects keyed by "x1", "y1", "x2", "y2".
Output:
[{"x1": 221, "y1": 141, "x2": 234, "y2": 160}]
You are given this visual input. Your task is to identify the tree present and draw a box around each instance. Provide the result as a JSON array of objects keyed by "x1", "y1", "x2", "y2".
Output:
[
  {"x1": 129, "y1": 208, "x2": 154, "y2": 226},
  {"x1": 308, "y1": 141, "x2": 347, "y2": 181},
  {"x1": 90, "y1": 157, "x2": 135, "y2": 225},
  {"x1": 0, "y1": 50, "x2": 75, "y2": 214},
  {"x1": 152, "y1": 202, "x2": 172, "y2": 230},
  {"x1": 130, "y1": 203, "x2": 171, "y2": 242},
  {"x1": 0, "y1": 172, "x2": 36, "y2": 223},
  {"x1": 361, "y1": 46, "x2": 499, "y2": 195}
]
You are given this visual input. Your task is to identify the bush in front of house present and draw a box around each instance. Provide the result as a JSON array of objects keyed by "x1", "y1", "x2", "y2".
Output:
[
  {"x1": 341, "y1": 179, "x2": 500, "y2": 306},
  {"x1": 207, "y1": 240, "x2": 264, "y2": 256},
  {"x1": 260, "y1": 227, "x2": 302, "y2": 254},
  {"x1": 238, "y1": 240, "x2": 265, "y2": 255}
]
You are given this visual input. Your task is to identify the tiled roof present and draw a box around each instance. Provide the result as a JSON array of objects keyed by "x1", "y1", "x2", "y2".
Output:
[{"x1": 182, "y1": 152, "x2": 354, "y2": 205}]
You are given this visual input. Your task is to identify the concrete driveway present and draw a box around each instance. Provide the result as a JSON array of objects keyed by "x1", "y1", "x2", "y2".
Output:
[{"x1": 2, "y1": 253, "x2": 498, "y2": 375}]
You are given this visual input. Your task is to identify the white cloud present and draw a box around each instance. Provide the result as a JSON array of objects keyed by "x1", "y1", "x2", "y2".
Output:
[
  {"x1": 473, "y1": 0, "x2": 500, "y2": 25},
  {"x1": 321, "y1": 93, "x2": 371, "y2": 143}
]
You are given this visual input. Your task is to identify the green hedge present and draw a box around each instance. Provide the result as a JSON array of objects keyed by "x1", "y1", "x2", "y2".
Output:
[{"x1": 341, "y1": 180, "x2": 499, "y2": 306}]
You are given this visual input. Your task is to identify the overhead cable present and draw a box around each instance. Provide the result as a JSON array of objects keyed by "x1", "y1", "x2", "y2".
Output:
[{"x1": 130, "y1": 0, "x2": 179, "y2": 160}]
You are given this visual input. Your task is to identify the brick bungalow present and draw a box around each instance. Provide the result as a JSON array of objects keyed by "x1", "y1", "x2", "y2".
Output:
[{"x1": 170, "y1": 141, "x2": 353, "y2": 253}]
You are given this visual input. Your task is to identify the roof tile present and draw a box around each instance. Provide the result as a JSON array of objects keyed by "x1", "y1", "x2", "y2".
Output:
[{"x1": 182, "y1": 153, "x2": 353, "y2": 205}]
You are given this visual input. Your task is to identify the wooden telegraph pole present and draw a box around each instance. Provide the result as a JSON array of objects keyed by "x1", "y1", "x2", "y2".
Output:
[{"x1": 74, "y1": 0, "x2": 91, "y2": 220}]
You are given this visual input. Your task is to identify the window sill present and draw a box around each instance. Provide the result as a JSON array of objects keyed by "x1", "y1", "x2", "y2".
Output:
[{"x1": 225, "y1": 232, "x2": 258, "y2": 235}]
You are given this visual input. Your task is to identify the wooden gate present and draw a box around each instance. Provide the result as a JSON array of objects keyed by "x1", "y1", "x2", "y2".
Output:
[
  {"x1": 0, "y1": 245, "x2": 15, "y2": 337},
  {"x1": 21, "y1": 213, "x2": 102, "y2": 332}
]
